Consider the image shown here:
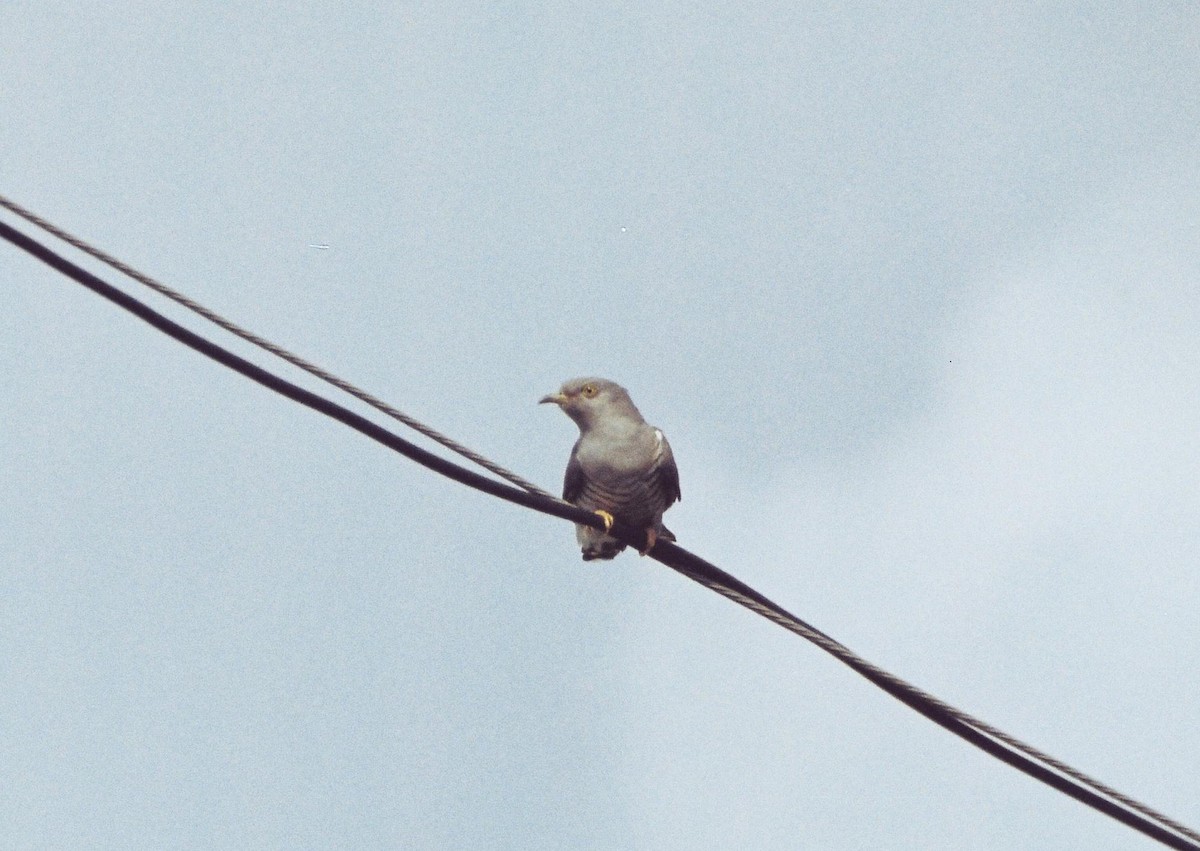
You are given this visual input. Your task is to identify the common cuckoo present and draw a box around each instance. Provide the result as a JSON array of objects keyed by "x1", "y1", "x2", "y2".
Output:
[{"x1": 540, "y1": 377, "x2": 680, "y2": 560}]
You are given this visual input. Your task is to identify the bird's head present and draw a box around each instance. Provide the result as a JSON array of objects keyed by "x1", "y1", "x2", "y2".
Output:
[{"x1": 539, "y1": 377, "x2": 642, "y2": 430}]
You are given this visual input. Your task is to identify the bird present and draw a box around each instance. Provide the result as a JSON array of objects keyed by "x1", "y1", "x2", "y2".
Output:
[{"x1": 540, "y1": 377, "x2": 680, "y2": 560}]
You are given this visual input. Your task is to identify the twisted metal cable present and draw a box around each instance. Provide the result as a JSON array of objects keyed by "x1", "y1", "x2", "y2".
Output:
[
  {"x1": 688, "y1": 577, "x2": 1200, "y2": 848},
  {"x1": 0, "y1": 193, "x2": 558, "y2": 503},
  {"x1": 5, "y1": 201, "x2": 1197, "y2": 849}
]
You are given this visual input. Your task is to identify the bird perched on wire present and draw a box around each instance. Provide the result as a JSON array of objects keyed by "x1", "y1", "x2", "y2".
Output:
[{"x1": 540, "y1": 377, "x2": 680, "y2": 560}]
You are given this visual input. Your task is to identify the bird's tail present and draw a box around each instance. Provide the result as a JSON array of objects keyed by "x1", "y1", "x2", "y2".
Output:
[
  {"x1": 581, "y1": 524, "x2": 675, "y2": 560},
  {"x1": 582, "y1": 541, "x2": 625, "y2": 561}
]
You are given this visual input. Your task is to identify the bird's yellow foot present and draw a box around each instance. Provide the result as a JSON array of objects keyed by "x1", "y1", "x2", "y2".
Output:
[
  {"x1": 593, "y1": 510, "x2": 615, "y2": 533},
  {"x1": 639, "y1": 526, "x2": 658, "y2": 556}
]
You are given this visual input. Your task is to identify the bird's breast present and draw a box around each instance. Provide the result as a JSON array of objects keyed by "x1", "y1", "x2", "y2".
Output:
[{"x1": 572, "y1": 430, "x2": 672, "y2": 525}]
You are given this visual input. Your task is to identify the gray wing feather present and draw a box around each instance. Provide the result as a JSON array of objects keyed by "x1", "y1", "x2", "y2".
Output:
[
  {"x1": 562, "y1": 439, "x2": 587, "y2": 503},
  {"x1": 657, "y1": 432, "x2": 681, "y2": 505}
]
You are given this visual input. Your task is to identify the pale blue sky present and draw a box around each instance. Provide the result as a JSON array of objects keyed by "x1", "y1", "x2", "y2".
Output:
[{"x1": 3, "y1": 3, "x2": 1199, "y2": 848}]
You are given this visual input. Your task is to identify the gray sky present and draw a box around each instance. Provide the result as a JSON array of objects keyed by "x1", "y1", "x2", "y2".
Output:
[{"x1": 3, "y1": 3, "x2": 1198, "y2": 848}]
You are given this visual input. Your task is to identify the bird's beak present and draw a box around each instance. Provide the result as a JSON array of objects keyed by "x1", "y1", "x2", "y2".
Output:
[{"x1": 539, "y1": 393, "x2": 567, "y2": 406}]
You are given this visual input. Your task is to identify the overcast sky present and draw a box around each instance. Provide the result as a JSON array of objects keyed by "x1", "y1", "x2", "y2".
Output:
[{"x1": 3, "y1": 3, "x2": 1199, "y2": 849}]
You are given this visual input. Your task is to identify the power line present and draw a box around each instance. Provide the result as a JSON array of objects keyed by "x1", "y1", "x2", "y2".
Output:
[
  {"x1": 3, "y1": 213, "x2": 1197, "y2": 851},
  {"x1": 0, "y1": 194, "x2": 556, "y2": 501}
]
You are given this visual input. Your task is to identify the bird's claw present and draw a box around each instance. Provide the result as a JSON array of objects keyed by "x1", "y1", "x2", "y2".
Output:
[{"x1": 593, "y1": 510, "x2": 615, "y2": 533}]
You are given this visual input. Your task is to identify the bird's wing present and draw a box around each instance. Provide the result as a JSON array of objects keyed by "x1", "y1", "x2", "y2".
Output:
[
  {"x1": 655, "y1": 429, "x2": 681, "y2": 505},
  {"x1": 562, "y1": 438, "x2": 587, "y2": 503}
]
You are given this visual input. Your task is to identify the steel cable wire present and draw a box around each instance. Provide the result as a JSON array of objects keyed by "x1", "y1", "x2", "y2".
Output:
[
  {"x1": 4, "y1": 211, "x2": 1197, "y2": 850},
  {"x1": 0, "y1": 193, "x2": 557, "y2": 502}
]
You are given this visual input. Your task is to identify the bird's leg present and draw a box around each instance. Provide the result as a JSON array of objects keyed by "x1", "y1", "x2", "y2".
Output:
[
  {"x1": 639, "y1": 526, "x2": 658, "y2": 556},
  {"x1": 593, "y1": 510, "x2": 615, "y2": 533}
]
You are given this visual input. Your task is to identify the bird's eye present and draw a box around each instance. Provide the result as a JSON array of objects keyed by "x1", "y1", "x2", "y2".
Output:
[{"x1": 581, "y1": 384, "x2": 597, "y2": 398}]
